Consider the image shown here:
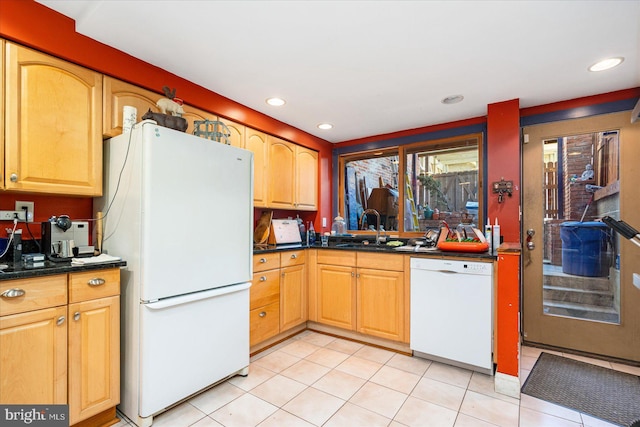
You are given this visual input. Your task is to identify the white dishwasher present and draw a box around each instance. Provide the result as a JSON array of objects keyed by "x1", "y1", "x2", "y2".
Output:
[{"x1": 410, "y1": 257, "x2": 494, "y2": 375}]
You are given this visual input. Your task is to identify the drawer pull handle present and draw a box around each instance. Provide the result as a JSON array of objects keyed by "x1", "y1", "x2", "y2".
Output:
[
  {"x1": 260, "y1": 258, "x2": 267, "y2": 263},
  {"x1": 259, "y1": 311, "x2": 267, "y2": 317},
  {"x1": 291, "y1": 254, "x2": 297, "y2": 259},
  {"x1": 1, "y1": 288, "x2": 25, "y2": 298},
  {"x1": 87, "y1": 278, "x2": 106, "y2": 286},
  {"x1": 260, "y1": 276, "x2": 267, "y2": 282},
  {"x1": 74, "y1": 312, "x2": 80, "y2": 321},
  {"x1": 56, "y1": 316, "x2": 66, "y2": 326}
]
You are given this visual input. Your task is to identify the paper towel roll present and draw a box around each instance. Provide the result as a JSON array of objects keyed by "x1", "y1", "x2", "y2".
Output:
[{"x1": 123, "y1": 105, "x2": 137, "y2": 133}]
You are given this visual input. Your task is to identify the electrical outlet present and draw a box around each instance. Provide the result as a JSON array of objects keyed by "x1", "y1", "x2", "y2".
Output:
[
  {"x1": 15, "y1": 201, "x2": 34, "y2": 222},
  {"x1": 0, "y1": 210, "x2": 25, "y2": 221}
]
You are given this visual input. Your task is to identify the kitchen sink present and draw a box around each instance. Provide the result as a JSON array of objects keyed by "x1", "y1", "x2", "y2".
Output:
[{"x1": 332, "y1": 242, "x2": 391, "y2": 251}]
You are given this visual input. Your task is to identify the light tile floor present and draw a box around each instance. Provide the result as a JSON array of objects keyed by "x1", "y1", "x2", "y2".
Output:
[{"x1": 114, "y1": 331, "x2": 640, "y2": 427}]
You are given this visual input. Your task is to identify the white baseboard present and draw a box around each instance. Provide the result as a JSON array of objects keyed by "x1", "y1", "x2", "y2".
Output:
[{"x1": 494, "y1": 372, "x2": 520, "y2": 399}]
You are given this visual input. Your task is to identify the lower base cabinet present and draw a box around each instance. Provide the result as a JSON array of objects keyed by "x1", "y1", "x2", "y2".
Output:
[
  {"x1": 251, "y1": 251, "x2": 307, "y2": 347},
  {"x1": 0, "y1": 305, "x2": 68, "y2": 404},
  {"x1": 315, "y1": 250, "x2": 405, "y2": 342},
  {"x1": 68, "y1": 295, "x2": 120, "y2": 425},
  {"x1": 0, "y1": 268, "x2": 121, "y2": 426}
]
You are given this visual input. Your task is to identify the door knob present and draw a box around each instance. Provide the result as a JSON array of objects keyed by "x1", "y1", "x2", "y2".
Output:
[{"x1": 527, "y1": 241, "x2": 535, "y2": 250}]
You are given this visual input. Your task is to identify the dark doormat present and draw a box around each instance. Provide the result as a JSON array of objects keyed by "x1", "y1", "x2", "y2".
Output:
[{"x1": 521, "y1": 352, "x2": 640, "y2": 427}]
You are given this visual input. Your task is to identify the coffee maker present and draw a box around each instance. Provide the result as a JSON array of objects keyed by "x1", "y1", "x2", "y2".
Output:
[{"x1": 41, "y1": 216, "x2": 89, "y2": 259}]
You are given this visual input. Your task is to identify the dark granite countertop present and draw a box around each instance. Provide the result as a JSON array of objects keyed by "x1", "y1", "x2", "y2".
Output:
[
  {"x1": 0, "y1": 259, "x2": 127, "y2": 281},
  {"x1": 254, "y1": 236, "x2": 496, "y2": 261}
]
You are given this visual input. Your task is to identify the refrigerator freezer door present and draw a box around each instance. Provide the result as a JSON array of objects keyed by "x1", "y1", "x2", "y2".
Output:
[{"x1": 138, "y1": 282, "x2": 250, "y2": 419}]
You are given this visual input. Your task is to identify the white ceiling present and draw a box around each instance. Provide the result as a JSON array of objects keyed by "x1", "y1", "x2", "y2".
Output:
[{"x1": 37, "y1": 0, "x2": 640, "y2": 143}]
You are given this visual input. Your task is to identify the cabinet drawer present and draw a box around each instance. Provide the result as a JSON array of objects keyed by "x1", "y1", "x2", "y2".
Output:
[
  {"x1": 317, "y1": 250, "x2": 356, "y2": 267},
  {"x1": 250, "y1": 302, "x2": 279, "y2": 346},
  {"x1": 0, "y1": 275, "x2": 67, "y2": 316},
  {"x1": 281, "y1": 250, "x2": 305, "y2": 267},
  {"x1": 68, "y1": 269, "x2": 120, "y2": 303},
  {"x1": 253, "y1": 253, "x2": 280, "y2": 272},
  {"x1": 357, "y1": 252, "x2": 404, "y2": 271},
  {"x1": 250, "y1": 270, "x2": 280, "y2": 310}
]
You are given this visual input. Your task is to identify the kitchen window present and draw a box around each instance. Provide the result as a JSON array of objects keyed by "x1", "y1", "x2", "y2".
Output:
[{"x1": 338, "y1": 133, "x2": 483, "y2": 235}]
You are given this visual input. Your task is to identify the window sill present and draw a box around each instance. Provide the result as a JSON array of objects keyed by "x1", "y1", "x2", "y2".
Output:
[{"x1": 593, "y1": 180, "x2": 619, "y2": 201}]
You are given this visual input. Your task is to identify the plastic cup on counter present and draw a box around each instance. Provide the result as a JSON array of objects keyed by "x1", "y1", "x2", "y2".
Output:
[{"x1": 321, "y1": 233, "x2": 330, "y2": 247}]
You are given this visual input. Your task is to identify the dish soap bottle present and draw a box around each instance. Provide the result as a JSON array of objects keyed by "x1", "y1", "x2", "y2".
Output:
[{"x1": 308, "y1": 221, "x2": 316, "y2": 246}]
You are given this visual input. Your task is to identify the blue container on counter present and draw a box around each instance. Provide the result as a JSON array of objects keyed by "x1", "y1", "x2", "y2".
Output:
[{"x1": 560, "y1": 221, "x2": 611, "y2": 277}]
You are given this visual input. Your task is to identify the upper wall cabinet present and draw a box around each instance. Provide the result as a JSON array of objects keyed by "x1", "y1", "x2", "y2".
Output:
[
  {"x1": 268, "y1": 137, "x2": 318, "y2": 211},
  {"x1": 268, "y1": 137, "x2": 296, "y2": 209},
  {"x1": 103, "y1": 76, "x2": 214, "y2": 138},
  {"x1": 4, "y1": 42, "x2": 103, "y2": 196},
  {"x1": 1, "y1": 40, "x2": 5, "y2": 194},
  {"x1": 217, "y1": 117, "x2": 245, "y2": 149},
  {"x1": 246, "y1": 128, "x2": 269, "y2": 208},
  {"x1": 295, "y1": 145, "x2": 319, "y2": 211}
]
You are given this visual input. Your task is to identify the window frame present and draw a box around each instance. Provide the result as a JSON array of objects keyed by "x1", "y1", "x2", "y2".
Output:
[{"x1": 337, "y1": 133, "x2": 484, "y2": 237}]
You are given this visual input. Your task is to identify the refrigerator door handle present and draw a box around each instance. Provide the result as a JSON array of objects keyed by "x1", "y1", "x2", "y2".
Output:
[{"x1": 144, "y1": 282, "x2": 251, "y2": 310}]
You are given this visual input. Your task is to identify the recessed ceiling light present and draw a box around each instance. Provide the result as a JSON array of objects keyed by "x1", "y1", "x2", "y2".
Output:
[
  {"x1": 441, "y1": 95, "x2": 464, "y2": 105},
  {"x1": 589, "y1": 57, "x2": 624, "y2": 72},
  {"x1": 317, "y1": 123, "x2": 333, "y2": 130},
  {"x1": 266, "y1": 97, "x2": 285, "y2": 106}
]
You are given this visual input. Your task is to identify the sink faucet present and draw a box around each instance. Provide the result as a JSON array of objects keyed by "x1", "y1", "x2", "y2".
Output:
[{"x1": 360, "y1": 209, "x2": 382, "y2": 245}]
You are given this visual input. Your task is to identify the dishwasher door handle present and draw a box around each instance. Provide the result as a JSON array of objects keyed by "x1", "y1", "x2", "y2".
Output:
[{"x1": 435, "y1": 269, "x2": 458, "y2": 274}]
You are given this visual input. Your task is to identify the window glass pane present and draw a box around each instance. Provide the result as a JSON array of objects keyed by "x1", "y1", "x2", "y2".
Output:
[
  {"x1": 543, "y1": 131, "x2": 620, "y2": 324},
  {"x1": 344, "y1": 153, "x2": 399, "y2": 231},
  {"x1": 407, "y1": 140, "x2": 479, "y2": 232}
]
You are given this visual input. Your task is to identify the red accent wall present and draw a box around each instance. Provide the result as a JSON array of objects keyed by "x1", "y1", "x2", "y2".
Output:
[
  {"x1": 0, "y1": 0, "x2": 333, "y2": 232},
  {"x1": 486, "y1": 99, "x2": 521, "y2": 243},
  {"x1": 0, "y1": 195, "x2": 93, "y2": 240}
]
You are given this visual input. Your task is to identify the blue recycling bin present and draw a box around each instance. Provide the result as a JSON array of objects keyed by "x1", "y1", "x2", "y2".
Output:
[{"x1": 560, "y1": 221, "x2": 611, "y2": 277}]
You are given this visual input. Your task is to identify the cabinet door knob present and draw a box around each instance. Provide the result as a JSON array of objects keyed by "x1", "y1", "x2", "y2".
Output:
[
  {"x1": 1, "y1": 288, "x2": 26, "y2": 298},
  {"x1": 10, "y1": 173, "x2": 18, "y2": 182},
  {"x1": 260, "y1": 276, "x2": 267, "y2": 282},
  {"x1": 87, "y1": 278, "x2": 106, "y2": 286},
  {"x1": 74, "y1": 312, "x2": 81, "y2": 321},
  {"x1": 56, "y1": 316, "x2": 66, "y2": 326},
  {"x1": 260, "y1": 258, "x2": 267, "y2": 263},
  {"x1": 259, "y1": 311, "x2": 267, "y2": 317},
  {"x1": 291, "y1": 254, "x2": 297, "y2": 259}
]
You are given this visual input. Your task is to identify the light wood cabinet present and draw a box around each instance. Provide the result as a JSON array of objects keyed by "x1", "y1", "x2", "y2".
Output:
[
  {"x1": 1, "y1": 39, "x2": 4, "y2": 191},
  {"x1": 250, "y1": 250, "x2": 308, "y2": 347},
  {"x1": 357, "y1": 268, "x2": 404, "y2": 341},
  {"x1": 267, "y1": 137, "x2": 318, "y2": 210},
  {"x1": 103, "y1": 76, "x2": 215, "y2": 137},
  {"x1": 0, "y1": 305, "x2": 68, "y2": 404},
  {"x1": 217, "y1": 117, "x2": 245, "y2": 149},
  {"x1": 250, "y1": 253, "x2": 280, "y2": 346},
  {"x1": 317, "y1": 263, "x2": 356, "y2": 330},
  {"x1": 315, "y1": 250, "x2": 405, "y2": 342},
  {"x1": 280, "y1": 250, "x2": 307, "y2": 331},
  {"x1": 4, "y1": 42, "x2": 103, "y2": 196},
  {"x1": 246, "y1": 128, "x2": 269, "y2": 207},
  {"x1": 0, "y1": 268, "x2": 121, "y2": 426},
  {"x1": 268, "y1": 137, "x2": 296, "y2": 209},
  {"x1": 67, "y1": 269, "x2": 120, "y2": 425},
  {"x1": 295, "y1": 146, "x2": 319, "y2": 210}
]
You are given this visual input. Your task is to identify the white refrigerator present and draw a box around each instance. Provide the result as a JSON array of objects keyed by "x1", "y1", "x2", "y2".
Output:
[{"x1": 95, "y1": 120, "x2": 253, "y2": 427}]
